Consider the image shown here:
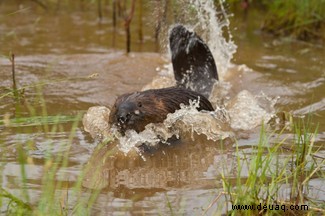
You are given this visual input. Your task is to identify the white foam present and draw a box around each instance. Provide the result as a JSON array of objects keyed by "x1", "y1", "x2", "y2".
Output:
[{"x1": 115, "y1": 99, "x2": 234, "y2": 154}]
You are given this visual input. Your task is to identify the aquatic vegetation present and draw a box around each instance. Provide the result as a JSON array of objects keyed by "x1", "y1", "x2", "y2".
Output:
[
  {"x1": 261, "y1": 0, "x2": 325, "y2": 41},
  {"x1": 0, "y1": 95, "x2": 93, "y2": 215},
  {"x1": 228, "y1": 0, "x2": 325, "y2": 41},
  {"x1": 211, "y1": 117, "x2": 325, "y2": 215}
]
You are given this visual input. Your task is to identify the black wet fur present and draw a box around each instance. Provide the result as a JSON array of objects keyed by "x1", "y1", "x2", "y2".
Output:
[{"x1": 169, "y1": 24, "x2": 218, "y2": 98}]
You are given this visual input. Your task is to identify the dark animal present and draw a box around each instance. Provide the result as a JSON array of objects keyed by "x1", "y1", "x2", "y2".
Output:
[
  {"x1": 109, "y1": 24, "x2": 218, "y2": 135},
  {"x1": 109, "y1": 87, "x2": 214, "y2": 134},
  {"x1": 169, "y1": 24, "x2": 218, "y2": 98}
]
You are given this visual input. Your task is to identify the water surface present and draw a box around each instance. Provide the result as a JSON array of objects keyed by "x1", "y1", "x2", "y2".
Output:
[{"x1": 0, "y1": 1, "x2": 324, "y2": 215}]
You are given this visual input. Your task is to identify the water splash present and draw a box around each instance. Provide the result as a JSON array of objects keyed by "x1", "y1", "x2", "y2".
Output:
[
  {"x1": 192, "y1": 0, "x2": 237, "y2": 77},
  {"x1": 163, "y1": 99, "x2": 233, "y2": 141},
  {"x1": 82, "y1": 0, "x2": 277, "y2": 156},
  {"x1": 148, "y1": 0, "x2": 237, "y2": 87},
  {"x1": 115, "y1": 99, "x2": 234, "y2": 154},
  {"x1": 227, "y1": 90, "x2": 276, "y2": 130},
  {"x1": 83, "y1": 90, "x2": 277, "y2": 155},
  {"x1": 170, "y1": 0, "x2": 237, "y2": 78}
]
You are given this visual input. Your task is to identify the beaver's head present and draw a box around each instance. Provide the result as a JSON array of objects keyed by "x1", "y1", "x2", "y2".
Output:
[
  {"x1": 109, "y1": 91, "x2": 169, "y2": 135},
  {"x1": 109, "y1": 87, "x2": 214, "y2": 135}
]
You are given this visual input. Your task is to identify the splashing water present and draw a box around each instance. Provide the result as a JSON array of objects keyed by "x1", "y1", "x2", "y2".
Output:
[
  {"x1": 116, "y1": 99, "x2": 234, "y2": 155},
  {"x1": 83, "y1": 0, "x2": 276, "y2": 155},
  {"x1": 188, "y1": 0, "x2": 237, "y2": 78},
  {"x1": 227, "y1": 90, "x2": 277, "y2": 130},
  {"x1": 158, "y1": 0, "x2": 237, "y2": 79}
]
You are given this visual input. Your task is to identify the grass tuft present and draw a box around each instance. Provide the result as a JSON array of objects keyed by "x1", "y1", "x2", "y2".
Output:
[
  {"x1": 215, "y1": 116, "x2": 324, "y2": 215},
  {"x1": 261, "y1": 0, "x2": 325, "y2": 40}
]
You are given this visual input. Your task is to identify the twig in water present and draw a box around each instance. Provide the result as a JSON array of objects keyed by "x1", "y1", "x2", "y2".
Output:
[
  {"x1": 138, "y1": 0, "x2": 143, "y2": 42},
  {"x1": 10, "y1": 53, "x2": 20, "y2": 100},
  {"x1": 11, "y1": 54, "x2": 17, "y2": 92},
  {"x1": 97, "y1": 0, "x2": 103, "y2": 22},
  {"x1": 112, "y1": 0, "x2": 117, "y2": 28},
  {"x1": 124, "y1": 0, "x2": 136, "y2": 53}
]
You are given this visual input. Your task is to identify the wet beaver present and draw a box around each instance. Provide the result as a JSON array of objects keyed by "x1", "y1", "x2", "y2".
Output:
[
  {"x1": 109, "y1": 87, "x2": 214, "y2": 134},
  {"x1": 169, "y1": 24, "x2": 218, "y2": 98},
  {"x1": 109, "y1": 25, "x2": 218, "y2": 135}
]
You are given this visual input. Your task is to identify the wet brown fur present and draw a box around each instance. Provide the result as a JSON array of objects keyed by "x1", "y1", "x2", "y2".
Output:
[{"x1": 109, "y1": 87, "x2": 214, "y2": 134}]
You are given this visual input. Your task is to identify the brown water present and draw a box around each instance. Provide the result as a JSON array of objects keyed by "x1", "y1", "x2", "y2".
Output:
[{"x1": 0, "y1": 2, "x2": 324, "y2": 215}]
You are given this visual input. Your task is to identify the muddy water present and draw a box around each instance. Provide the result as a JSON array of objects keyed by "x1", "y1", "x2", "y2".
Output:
[{"x1": 0, "y1": 2, "x2": 324, "y2": 215}]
